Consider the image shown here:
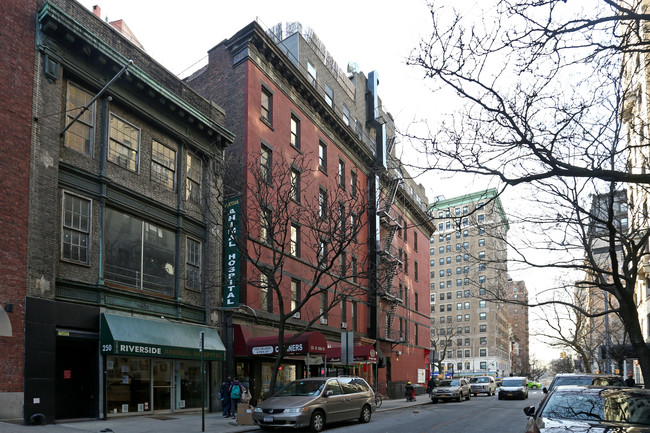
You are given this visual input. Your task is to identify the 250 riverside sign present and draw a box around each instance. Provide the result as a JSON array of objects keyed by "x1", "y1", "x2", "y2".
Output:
[{"x1": 223, "y1": 197, "x2": 241, "y2": 307}]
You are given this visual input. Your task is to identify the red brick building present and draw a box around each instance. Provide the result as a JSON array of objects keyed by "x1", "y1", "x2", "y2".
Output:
[
  {"x1": 0, "y1": 0, "x2": 37, "y2": 420},
  {"x1": 187, "y1": 21, "x2": 434, "y2": 398}
]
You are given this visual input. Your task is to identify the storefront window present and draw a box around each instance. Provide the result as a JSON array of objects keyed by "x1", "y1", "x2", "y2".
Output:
[
  {"x1": 177, "y1": 361, "x2": 202, "y2": 409},
  {"x1": 261, "y1": 362, "x2": 296, "y2": 396},
  {"x1": 106, "y1": 356, "x2": 151, "y2": 414}
]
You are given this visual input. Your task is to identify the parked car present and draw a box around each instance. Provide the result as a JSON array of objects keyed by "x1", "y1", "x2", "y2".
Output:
[
  {"x1": 469, "y1": 376, "x2": 496, "y2": 396},
  {"x1": 495, "y1": 377, "x2": 504, "y2": 387},
  {"x1": 523, "y1": 385, "x2": 650, "y2": 432},
  {"x1": 431, "y1": 378, "x2": 471, "y2": 403},
  {"x1": 543, "y1": 373, "x2": 626, "y2": 394},
  {"x1": 498, "y1": 376, "x2": 528, "y2": 400},
  {"x1": 527, "y1": 380, "x2": 542, "y2": 389},
  {"x1": 252, "y1": 377, "x2": 374, "y2": 432}
]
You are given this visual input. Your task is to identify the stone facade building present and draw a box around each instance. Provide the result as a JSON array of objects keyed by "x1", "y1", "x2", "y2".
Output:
[
  {"x1": 428, "y1": 189, "x2": 511, "y2": 377},
  {"x1": 1, "y1": 0, "x2": 233, "y2": 423}
]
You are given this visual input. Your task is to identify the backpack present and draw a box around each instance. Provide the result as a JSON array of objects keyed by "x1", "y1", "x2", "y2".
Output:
[{"x1": 231, "y1": 384, "x2": 241, "y2": 399}]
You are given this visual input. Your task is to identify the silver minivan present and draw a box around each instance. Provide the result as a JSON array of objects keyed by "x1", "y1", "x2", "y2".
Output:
[{"x1": 252, "y1": 377, "x2": 375, "y2": 432}]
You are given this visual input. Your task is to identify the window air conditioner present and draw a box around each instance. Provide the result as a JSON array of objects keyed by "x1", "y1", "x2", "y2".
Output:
[
  {"x1": 292, "y1": 312, "x2": 301, "y2": 319},
  {"x1": 320, "y1": 317, "x2": 328, "y2": 325},
  {"x1": 340, "y1": 322, "x2": 347, "y2": 329}
]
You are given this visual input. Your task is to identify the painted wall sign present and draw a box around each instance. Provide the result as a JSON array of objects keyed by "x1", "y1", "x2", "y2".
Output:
[{"x1": 223, "y1": 197, "x2": 242, "y2": 307}]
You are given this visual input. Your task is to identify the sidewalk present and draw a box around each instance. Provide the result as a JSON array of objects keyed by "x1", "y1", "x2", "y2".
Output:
[{"x1": 0, "y1": 397, "x2": 430, "y2": 433}]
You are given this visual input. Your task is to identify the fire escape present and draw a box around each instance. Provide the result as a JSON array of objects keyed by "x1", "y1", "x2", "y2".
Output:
[{"x1": 377, "y1": 158, "x2": 403, "y2": 341}]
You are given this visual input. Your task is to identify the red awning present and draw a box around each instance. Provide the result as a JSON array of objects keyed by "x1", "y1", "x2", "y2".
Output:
[
  {"x1": 247, "y1": 331, "x2": 327, "y2": 356},
  {"x1": 326, "y1": 344, "x2": 378, "y2": 364}
]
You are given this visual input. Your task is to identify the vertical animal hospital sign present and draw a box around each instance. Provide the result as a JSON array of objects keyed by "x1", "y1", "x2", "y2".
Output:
[{"x1": 223, "y1": 197, "x2": 241, "y2": 307}]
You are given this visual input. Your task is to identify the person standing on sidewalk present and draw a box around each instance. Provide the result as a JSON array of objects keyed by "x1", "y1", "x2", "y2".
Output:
[
  {"x1": 426, "y1": 375, "x2": 437, "y2": 398},
  {"x1": 220, "y1": 377, "x2": 232, "y2": 418},
  {"x1": 229, "y1": 378, "x2": 243, "y2": 418}
]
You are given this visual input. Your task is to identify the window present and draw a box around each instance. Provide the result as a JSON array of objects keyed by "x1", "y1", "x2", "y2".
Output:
[
  {"x1": 324, "y1": 84, "x2": 333, "y2": 107},
  {"x1": 479, "y1": 324, "x2": 487, "y2": 332},
  {"x1": 318, "y1": 140, "x2": 327, "y2": 171},
  {"x1": 414, "y1": 231, "x2": 418, "y2": 251},
  {"x1": 456, "y1": 243, "x2": 461, "y2": 251},
  {"x1": 440, "y1": 305, "x2": 445, "y2": 312},
  {"x1": 463, "y1": 266, "x2": 470, "y2": 274},
  {"x1": 456, "y1": 255, "x2": 461, "y2": 263},
  {"x1": 480, "y1": 361, "x2": 487, "y2": 369},
  {"x1": 464, "y1": 289, "x2": 470, "y2": 297},
  {"x1": 290, "y1": 223, "x2": 300, "y2": 257},
  {"x1": 479, "y1": 300, "x2": 486, "y2": 308},
  {"x1": 464, "y1": 314, "x2": 470, "y2": 321},
  {"x1": 456, "y1": 231, "x2": 461, "y2": 239},
  {"x1": 456, "y1": 303, "x2": 462, "y2": 311},
  {"x1": 479, "y1": 263, "x2": 486, "y2": 271},
  {"x1": 464, "y1": 338, "x2": 470, "y2": 346},
  {"x1": 260, "y1": 145, "x2": 272, "y2": 183},
  {"x1": 151, "y1": 141, "x2": 176, "y2": 190},
  {"x1": 446, "y1": 245, "x2": 452, "y2": 252},
  {"x1": 478, "y1": 251, "x2": 486, "y2": 259},
  {"x1": 404, "y1": 253, "x2": 409, "y2": 274},
  {"x1": 319, "y1": 188, "x2": 328, "y2": 219},
  {"x1": 480, "y1": 337, "x2": 487, "y2": 345},
  {"x1": 446, "y1": 257, "x2": 452, "y2": 264},
  {"x1": 104, "y1": 208, "x2": 175, "y2": 296},
  {"x1": 464, "y1": 253, "x2": 469, "y2": 261},
  {"x1": 446, "y1": 304, "x2": 452, "y2": 311},
  {"x1": 464, "y1": 302, "x2": 470, "y2": 309},
  {"x1": 318, "y1": 239, "x2": 328, "y2": 267},
  {"x1": 61, "y1": 192, "x2": 91, "y2": 264},
  {"x1": 479, "y1": 275, "x2": 486, "y2": 285},
  {"x1": 464, "y1": 278, "x2": 469, "y2": 285},
  {"x1": 480, "y1": 349, "x2": 487, "y2": 357},
  {"x1": 65, "y1": 82, "x2": 94, "y2": 155},
  {"x1": 462, "y1": 218, "x2": 469, "y2": 226},
  {"x1": 290, "y1": 168, "x2": 301, "y2": 202},
  {"x1": 261, "y1": 86, "x2": 273, "y2": 124},
  {"x1": 439, "y1": 270, "x2": 445, "y2": 277},
  {"x1": 440, "y1": 316, "x2": 446, "y2": 323},
  {"x1": 479, "y1": 288, "x2": 486, "y2": 295},
  {"x1": 341, "y1": 297, "x2": 347, "y2": 323},
  {"x1": 290, "y1": 114, "x2": 300, "y2": 149},
  {"x1": 439, "y1": 282, "x2": 445, "y2": 289},
  {"x1": 415, "y1": 292, "x2": 419, "y2": 310},
  {"x1": 479, "y1": 312, "x2": 487, "y2": 320},
  {"x1": 456, "y1": 290, "x2": 462, "y2": 298},
  {"x1": 260, "y1": 272, "x2": 271, "y2": 312},
  {"x1": 186, "y1": 238, "x2": 202, "y2": 291},
  {"x1": 457, "y1": 315, "x2": 462, "y2": 322},
  {"x1": 463, "y1": 229, "x2": 468, "y2": 237},
  {"x1": 351, "y1": 255, "x2": 358, "y2": 283},
  {"x1": 260, "y1": 207, "x2": 271, "y2": 244},
  {"x1": 456, "y1": 267, "x2": 462, "y2": 274},
  {"x1": 456, "y1": 279, "x2": 462, "y2": 287},
  {"x1": 464, "y1": 326, "x2": 470, "y2": 333},
  {"x1": 352, "y1": 301, "x2": 358, "y2": 331},
  {"x1": 478, "y1": 238, "x2": 485, "y2": 247},
  {"x1": 438, "y1": 222, "x2": 444, "y2": 231},
  {"x1": 185, "y1": 151, "x2": 202, "y2": 205},
  {"x1": 446, "y1": 221, "x2": 451, "y2": 230},
  {"x1": 108, "y1": 114, "x2": 140, "y2": 172},
  {"x1": 291, "y1": 279, "x2": 301, "y2": 311},
  {"x1": 320, "y1": 292, "x2": 328, "y2": 319},
  {"x1": 456, "y1": 350, "x2": 463, "y2": 358},
  {"x1": 478, "y1": 214, "x2": 485, "y2": 222},
  {"x1": 338, "y1": 159, "x2": 346, "y2": 188},
  {"x1": 414, "y1": 261, "x2": 419, "y2": 281},
  {"x1": 350, "y1": 212, "x2": 358, "y2": 242},
  {"x1": 342, "y1": 105, "x2": 350, "y2": 125},
  {"x1": 307, "y1": 62, "x2": 317, "y2": 86},
  {"x1": 350, "y1": 171, "x2": 357, "y2": 197}
]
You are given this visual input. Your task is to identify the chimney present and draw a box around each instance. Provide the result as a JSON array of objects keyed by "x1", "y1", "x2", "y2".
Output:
[{"x1": 93, "y1": 5, "x2": 101, "y2": 18}]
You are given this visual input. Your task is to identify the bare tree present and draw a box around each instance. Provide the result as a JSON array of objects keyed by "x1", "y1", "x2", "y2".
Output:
[
  {"x1": 406, "y1": 0, "x2": 650, "y2": 386},
  {"x1": 225, "y1": 151, "x2": 369, "y2": 396},
  {"x1": 528, "y1": 355, "x2": 548, "y2": 383}
]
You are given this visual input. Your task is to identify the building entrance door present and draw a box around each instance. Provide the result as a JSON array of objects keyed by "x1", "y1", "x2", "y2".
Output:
[{"x1": 153, "y1": 360, "x2": 172, "y2": 411}]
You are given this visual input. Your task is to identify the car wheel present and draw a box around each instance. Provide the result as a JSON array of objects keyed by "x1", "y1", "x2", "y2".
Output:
[
  {"x1": 466, "y1": 392, "x2": 471, "y2": 401},
  {"x1": 431, "y1": 398, "x2": 438, "y2": 404},
  {"x1": 309, "y1": 411, "x2": 325, "y2": 433},
  {"x1": 359, "y1": 404, "x2": 371, "y2": 423},
  {"x1": 457, "y1": 394, "x2": 463, "y2": 402},
  {"x1": 498, "y1": 394, "x2": 502, "y2": 400},
  {"x1": 532, "y1": 385, "x2": 538, "y2": 389},
  {"x1": 473, "y1": 393, "x2": 477, "y2": 397}
]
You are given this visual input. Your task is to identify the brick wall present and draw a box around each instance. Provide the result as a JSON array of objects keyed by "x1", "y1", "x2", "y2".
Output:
[{"x1": 0, "y1": 0, "x2": 37, "y2": 395}]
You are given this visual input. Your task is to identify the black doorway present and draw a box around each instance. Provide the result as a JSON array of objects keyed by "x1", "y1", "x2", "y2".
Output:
[{"x1": 55, "y1": 336, "x2": 98, "y2": 420}]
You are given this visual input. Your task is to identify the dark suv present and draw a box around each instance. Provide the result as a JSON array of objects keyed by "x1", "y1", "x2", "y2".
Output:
[{"x1": 543, "y1": 373, "x2": 626, "y2": 394}]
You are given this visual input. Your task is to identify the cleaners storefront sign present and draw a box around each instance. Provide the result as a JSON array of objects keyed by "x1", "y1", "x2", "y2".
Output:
[{"x1": 223, "y1": 197, "x2": 241, "y2": 307}]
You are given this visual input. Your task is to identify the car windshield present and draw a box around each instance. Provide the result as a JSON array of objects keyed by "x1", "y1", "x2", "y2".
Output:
[
  {"x1": 470, "y1": 377, "x2": 490, "y2": 384},
  {"x1": 550, "y1": 376, "x2": 625, "y2": 391},
  {"x1": 502, "y1": 379, "x2": 524, "y2": 387},
  {"x1": 439, "y1": 380, "x2": 460, "y2": 387},
  {"x1": 275, "y1": 380, "x2": 325, "y2": 397},
  {"x1": 542, "y1": 389, "x2": 650, "y2": 425}
]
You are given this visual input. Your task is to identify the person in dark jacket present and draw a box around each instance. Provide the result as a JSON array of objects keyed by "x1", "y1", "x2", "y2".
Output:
[
  {"x1": 229, "y1": 378, "x2": 243, "y2": 418},
  {"x1": 426, "y1": 376, "x2": 437, "y2": 397},
  {"x1": 220, "y1": 377, "x2": 232, "y2": 417},
  {"x1": 405, "y1": 381, "x2": 415, "y2": 401},
  {"x1": 625, "y1": 374, "x2": 636, "y2": 387}
]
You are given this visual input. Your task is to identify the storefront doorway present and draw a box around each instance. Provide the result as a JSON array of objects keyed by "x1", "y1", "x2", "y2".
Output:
[{"x1": 153, "y1": 360, "x2": 172, "y2": 411}]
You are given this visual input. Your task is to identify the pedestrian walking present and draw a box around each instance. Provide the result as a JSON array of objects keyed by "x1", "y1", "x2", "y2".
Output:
[
  {"x1": 230, "y1": 378, "x2": 243, "y2": 418},
  {"x1": 426, "y1": 375, "x2": 437, "y2": 397},
  {"x1": 220, "y1": 377, "x2": 232, "y2": 417},
  {"x1": 625, "y1": 374, "x2": 636, "y2": 387}
]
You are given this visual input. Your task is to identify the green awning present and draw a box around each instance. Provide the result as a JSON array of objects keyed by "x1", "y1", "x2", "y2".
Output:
[{"x1": 100, "y1": 313, "x2": 225, "y2": 361}]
